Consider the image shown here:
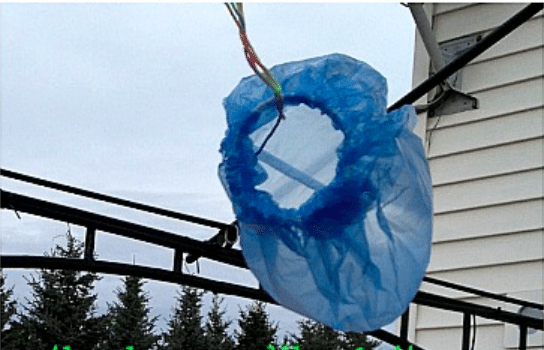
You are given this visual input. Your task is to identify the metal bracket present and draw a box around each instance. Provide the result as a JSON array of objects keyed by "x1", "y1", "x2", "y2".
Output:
[
  {"x1": 427, "y1": 34, "x2": 483, "y2": 117},
  {"x1": 408, "y1": 4, "x2": 480, "y2": 118},
  {"x1": 185, "y1": 222, "x2": 239, "y2": 264},
  {"x1": 428, "y1": 86, "x2": 479, "y2": 118},
  {"x1": 439, "y1": 34, "x2": 483, "y2": 89}
]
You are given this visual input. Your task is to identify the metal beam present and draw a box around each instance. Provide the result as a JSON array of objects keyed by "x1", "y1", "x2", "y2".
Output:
[
  {"x1": 2, "y1": 189, "x2": 542, "y2": 331},
  {"x1": 2, "y1": 253, "x2": 542, "y2": 332},
  {"x1": 0, "y1": 168, "x2": 227, "y2": 229},
  {"x1": 423, "y1": 276, "x2": 543, "y2": 310},
  {"x1": 414, "y1": 291, "x2": 543, "y2": 330},
  {"x1": 5, "y1": 166, "x2": 542, "y2": 312},
  {"x1": 0, "y1": 255, "x2": 426, "y2": 350},
  {"x1": 0, "y1": 190, "x2": 246, "y2": 269},
  {"x1": 1, "y1": 255, "x2": 271, "y2": 302}
]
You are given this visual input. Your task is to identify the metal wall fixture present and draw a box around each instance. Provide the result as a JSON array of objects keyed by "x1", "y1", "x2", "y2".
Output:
[
  {"x1": 408, "y1": 3, "x2": 478, "y2": 117},
  {"x1": 389, "y1": 3, "x2": 543, "y2": 113}
]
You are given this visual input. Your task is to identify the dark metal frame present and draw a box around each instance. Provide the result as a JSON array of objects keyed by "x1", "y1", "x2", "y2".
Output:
[
  {"x1": 1, "y1": 170, "x2": 542, "y2": 349},
  {"x1": 2, "y1": 3, "x2": 543, "y2": 349}
]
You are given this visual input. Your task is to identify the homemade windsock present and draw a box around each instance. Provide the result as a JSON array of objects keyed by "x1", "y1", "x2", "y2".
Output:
[{"x1": 218, "y1": 53, "x2": 433, "y2": 332}]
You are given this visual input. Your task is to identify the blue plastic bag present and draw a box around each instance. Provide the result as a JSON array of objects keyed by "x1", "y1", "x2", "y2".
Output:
[{"x1": 219, "y1": 53, "x2": 433, "y2": 332}]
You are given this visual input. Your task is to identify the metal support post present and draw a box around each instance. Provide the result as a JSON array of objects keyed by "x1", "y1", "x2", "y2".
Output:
[
  {"x1": 400, "y1": 307, "x2": 410, "y2": 341},
  {"x1": 408, "y1": 3, "x2": 446, "y2": 71},
  {"x1": 174, "y1": 249, "x2": 184, "y2": 274},
  {"x1": 84, "y1": 227, "x2": 96, "y2": 261},
  {"x1": 519, "y1": 325, "x2": 527, "y2": 350},
  {"x1": 462, "y1": 312, "x2": 471, "y2": 350}
]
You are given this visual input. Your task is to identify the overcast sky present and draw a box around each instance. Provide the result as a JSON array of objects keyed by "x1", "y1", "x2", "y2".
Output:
[{"x1": 1, "y1": 2, "x2": 415, "y2": 346}]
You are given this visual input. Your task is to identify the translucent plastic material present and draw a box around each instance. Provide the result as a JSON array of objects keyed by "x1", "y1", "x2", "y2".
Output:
[
  {"x1": 218, "y1": 53, "x2": 433, "y2": 332},
  {"x1": 250, "y1": 103, "x2": 344, "y2": 209}
]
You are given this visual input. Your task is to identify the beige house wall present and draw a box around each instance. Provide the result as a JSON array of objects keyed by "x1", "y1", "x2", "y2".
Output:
[{"x1": 408, "y1": 3, "x2": 543, "y2": 350}]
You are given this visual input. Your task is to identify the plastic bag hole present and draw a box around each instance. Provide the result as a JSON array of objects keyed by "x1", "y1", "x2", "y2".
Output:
[{"x1": 250, "y1": 103, "x2": 344, "y2": 209}]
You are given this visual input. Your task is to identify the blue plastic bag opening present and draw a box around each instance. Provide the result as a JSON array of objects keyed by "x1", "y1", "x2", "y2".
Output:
[
  {"x1": 250, "y1": 103, "x2": 344, "y2": 209},
  {"x1": 219, "y1": 53, "x2": 433, "y2": 332}
]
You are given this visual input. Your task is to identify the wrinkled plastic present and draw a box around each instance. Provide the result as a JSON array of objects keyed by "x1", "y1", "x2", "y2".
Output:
[{"x1": 218, "y1": 53, "x2": 433, "y2": 332}]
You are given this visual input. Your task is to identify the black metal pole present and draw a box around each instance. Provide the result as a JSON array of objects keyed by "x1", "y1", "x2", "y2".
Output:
[
  {"x1": 369, "y1": 328, "x2": 425, "y2": 350},
  {"x1": 424, "y1": 276, "x2": 543, "y2": 310},
  {"x1": 0, "y1": 190, "x2": 247, "y2": 269},
  {"x1": 462, "y1": 313, "x2": 471, "y2": 350},
  {"x1": 519, "y1": 325, "x2": 528, "y2": 350},
  {"x1": 388, "y1": 3, "x2": 544, "y2": 112},
  {"x1": 414, "y1": 291, "x2": 543, "y2": 330},
  {"x1": 0, "y1": 168, "x2": 228, "y2": 229},
  {"x1": 84, "y1": 227, "x2": 96, "y2": 261},
  {"x1": 400, "y1": 307, "x2": 410, "y2": 341},
  {"x1": 174, "y1": 249, "x2": 184, "y2": 273}
]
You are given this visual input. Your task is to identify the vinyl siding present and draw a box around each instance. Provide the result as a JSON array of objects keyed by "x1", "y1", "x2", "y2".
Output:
[
  {"x1": 433, "y1": 198, "x2": 543, "y2": 242},
  {"x1": 424, "y1": 261, "x2": 544, "y2": 299},
  {"x1": 409, "y1": 3, "x2": 544, "y2": 349},
  {"x1": 429, "y1": 138, "x2": 543, "y2": 184},
  {"x1": 433, "y1": 3, "x2": 539, "y2": 43}
]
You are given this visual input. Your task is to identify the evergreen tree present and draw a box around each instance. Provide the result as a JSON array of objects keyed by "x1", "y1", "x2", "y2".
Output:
[
  {"x1": 235, "y1": 301, "x2": 278, "y2": 350},
  {"x1": 1, "y1": 272, "x2": 17, "y2": 332},
  {"x1": 6, "y1": 231, "x2": 108, "y2": 350},
  {"x1": 1, "y1": 271, "x2": 18, "y2": 348},
  {"x1": 341, "y1": 331, "x2": 380, "y2": 350},
  {"x1": 292, "y1": 318, "x2": 341, "y2": 350},
  {"x1": 162, "y1": 285, "x2": 206, "y2": 350},
  {"x1": 290, "y1": 318, "x2": 381, "y2": 350},
  {"x1": 104, "y1": 275, "x2": 159, "y2": 350},
  {"x1": 276, "y1": 334, "x2": 295, "y2": 350},
  {"x1": 203, "y1": 294, "x2": 235, "y2": 350}
]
